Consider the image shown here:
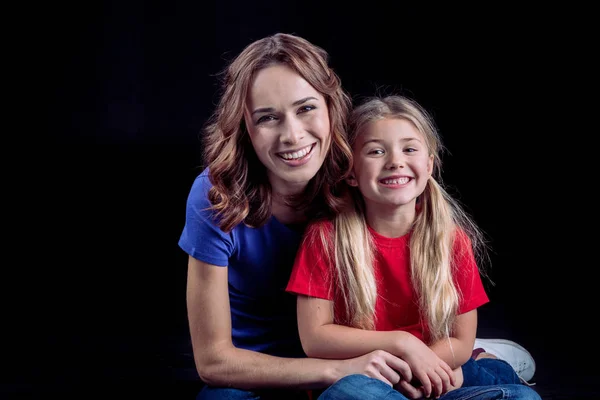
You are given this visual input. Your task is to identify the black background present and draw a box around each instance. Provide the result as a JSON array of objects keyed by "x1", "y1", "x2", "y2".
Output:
[{"x1": 7, "y1": 1, "x2": 597, "y2": 398}]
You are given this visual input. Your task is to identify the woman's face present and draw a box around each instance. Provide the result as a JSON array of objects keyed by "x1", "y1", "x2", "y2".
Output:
[{"x1": 244, "y1": 64, "x2": 330, "y2": 195}]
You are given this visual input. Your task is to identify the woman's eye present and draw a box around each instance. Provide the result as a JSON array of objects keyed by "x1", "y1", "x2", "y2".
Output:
[
  {"x1": 298, "y1": 105, "x2": 315, "y2": 113},
  {"x1": 256, "y1": 115, "x2": 276, "y2": 124}
]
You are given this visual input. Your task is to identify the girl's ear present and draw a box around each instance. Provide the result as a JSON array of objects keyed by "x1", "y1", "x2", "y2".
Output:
[
  {"x1": 346, "y1": 174, "x2": 359, "y2": 187},
  {"x1": 428, "y1": 154, "x2": 434, "y2": 176}
]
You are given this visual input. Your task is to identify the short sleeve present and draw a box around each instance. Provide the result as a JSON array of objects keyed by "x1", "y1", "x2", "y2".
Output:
[
  {"x1": 178, "y1": 169, "x2": 234, "y2": 267},
  {"x1": 453, "y1": 229, "x2": 489, "y2": 314},
  {"x1": 286, "y1": 220, "x2": 334, "y2": 300}
]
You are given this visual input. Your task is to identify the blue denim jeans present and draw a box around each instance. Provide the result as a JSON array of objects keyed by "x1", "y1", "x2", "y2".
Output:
[
  {"x1": 317, "y1": 374, "x2": 541, "y2": 400},
  {"x1": 197, "y1": 386, "x2": 311, "y2": 400},
  {"x1": 197, "y1": 359, "x2": 533, "y2": 400},
  {"x1": 462, "y1": 358, "x2": 522, "y2": 386}
]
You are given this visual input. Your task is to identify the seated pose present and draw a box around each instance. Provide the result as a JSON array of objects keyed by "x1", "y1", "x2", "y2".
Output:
[
  {"x1": 287, "y1": 95, "x2": 540, "y2": 400},
  {"x1": 180, "y1": 33, "x2": 415, "y2": 400}
]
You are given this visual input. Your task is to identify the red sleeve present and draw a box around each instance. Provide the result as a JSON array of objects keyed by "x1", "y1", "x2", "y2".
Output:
[
  {"x1": 453, "y1": 229, "x2": 489, "y2": 314},
  {"x1": 286, "y1": 220, "x2": 334, "y2": 300}
]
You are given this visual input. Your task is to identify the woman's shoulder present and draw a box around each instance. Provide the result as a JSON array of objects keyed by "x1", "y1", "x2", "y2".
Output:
[
  {"x1": 183, "y1": 168, "x2": 221, "y2": 223},
  {"x1": 190, "y1": 167, "x2": 212, "y2": 189},
  {"x1": 186, "y1": 167, "x2": 213, "y2": 200}
]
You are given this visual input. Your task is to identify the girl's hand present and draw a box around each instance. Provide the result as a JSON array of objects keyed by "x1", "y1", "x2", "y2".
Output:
[
  {"x1": 396, "y1": 335, "x2": 456, "y2": 398},
  {"x1": 396, "y1": 367, "x2": 463, "y2": 399}
]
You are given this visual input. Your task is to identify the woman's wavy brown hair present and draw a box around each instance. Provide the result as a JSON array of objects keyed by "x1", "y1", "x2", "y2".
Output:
[{"x1": 203, "y1": 33, "x2": 353, "y2": 232}]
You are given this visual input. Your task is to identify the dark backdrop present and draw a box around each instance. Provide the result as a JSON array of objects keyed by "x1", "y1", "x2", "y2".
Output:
[{"x1": 8, "y1": 1, "x2": 596, "y2": 398}]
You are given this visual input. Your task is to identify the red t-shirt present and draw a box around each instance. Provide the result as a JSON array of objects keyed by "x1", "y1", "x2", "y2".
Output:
[{"x1": 286, "y1": 220, "x2": 489, "y2": 343}]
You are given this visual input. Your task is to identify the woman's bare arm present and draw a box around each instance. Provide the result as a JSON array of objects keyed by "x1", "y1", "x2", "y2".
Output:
[{"x1": 187, "y1": 256, "x2": 411, "y2": 389}]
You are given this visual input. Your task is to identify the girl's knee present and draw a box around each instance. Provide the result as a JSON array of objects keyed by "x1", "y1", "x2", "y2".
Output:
[
  {"x1": 507, "y1": 384, "x2": 541, "y2": 400},
  {"x1": 318, "y1": 375, "x2": 406, "y2": 400}
]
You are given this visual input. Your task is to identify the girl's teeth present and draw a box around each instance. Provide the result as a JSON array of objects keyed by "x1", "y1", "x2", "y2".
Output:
[{"x1": 382, "y1": 178, "x2": 409, "y2": 184}]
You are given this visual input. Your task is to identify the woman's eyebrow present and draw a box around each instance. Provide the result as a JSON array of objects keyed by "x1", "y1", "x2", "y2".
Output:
[{"x1": 251, "y1": 96, "x2": 318, "y2": 116}]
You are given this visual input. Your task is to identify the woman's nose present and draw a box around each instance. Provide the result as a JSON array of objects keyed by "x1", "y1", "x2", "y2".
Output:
[{"x1": 280, "y1": 117, "x2": 304, "y2": 145}]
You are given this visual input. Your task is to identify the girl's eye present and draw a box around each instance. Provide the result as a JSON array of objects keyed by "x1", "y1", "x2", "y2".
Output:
[
  {"x1": 256, "y1": 115, "x2": 276, "y2": 124},
  {"x1": 368, "y1": 149, "x2": 384, "y2": 155},
  {"x1": 405, "y1": 147, "x2": 417, "y2": 153}
]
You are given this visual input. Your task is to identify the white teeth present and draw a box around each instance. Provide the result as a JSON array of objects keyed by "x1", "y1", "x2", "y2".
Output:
[
  {"x1": 280, "y1": 144, "x2": 312, "y2": 160},
  {"x1": 382, "y1": 177, "x2": 409, "y2": 184}
]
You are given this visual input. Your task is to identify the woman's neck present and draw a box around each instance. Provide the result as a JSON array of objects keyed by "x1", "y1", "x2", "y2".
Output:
[
  {"x1": 268, "y1": 171, "x2": 308, "y2": 197},
  {"x1": 271, "y1": 194, "x2": 307, "y2": 225},
  {"x1": 269, "y1": 175, "x2": 310, "y2": 225}
]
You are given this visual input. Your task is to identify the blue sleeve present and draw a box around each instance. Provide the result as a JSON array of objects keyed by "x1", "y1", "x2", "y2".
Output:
[{"x1": 178, "y1": 169, "x2": 234, "y2": 267}]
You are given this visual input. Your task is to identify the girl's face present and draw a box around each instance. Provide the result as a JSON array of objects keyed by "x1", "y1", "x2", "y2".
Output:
[
  {"x1": 351, "y1": 117, "x2": 433, "y2": 213},
  {"x1": 244, "y1": 64, "x2": 331, "y2": 195}
]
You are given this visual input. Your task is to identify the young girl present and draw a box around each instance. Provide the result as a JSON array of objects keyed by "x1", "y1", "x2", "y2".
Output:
[{"x1": 287, "y1": 95, "x2": 541, "y2": 400}]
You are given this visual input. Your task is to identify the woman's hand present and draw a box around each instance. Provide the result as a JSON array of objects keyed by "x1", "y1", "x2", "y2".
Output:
[{"x1": 334, "y1": 349, "x2": 413, "y2": 387}]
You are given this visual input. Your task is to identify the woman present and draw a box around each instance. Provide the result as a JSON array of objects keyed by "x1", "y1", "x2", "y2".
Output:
[{"x1": 179, "y1": 32, "x2": 412, "y2": 400}]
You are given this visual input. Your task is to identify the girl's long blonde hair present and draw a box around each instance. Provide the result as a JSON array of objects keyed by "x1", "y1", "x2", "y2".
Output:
[{"x1": 325, "y1": 95, "x2": 489, "y2": 342}]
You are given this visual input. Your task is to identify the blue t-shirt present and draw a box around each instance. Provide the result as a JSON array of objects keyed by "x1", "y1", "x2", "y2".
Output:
[{"x1": 179, "y1": 168, "x2": 305, "y2": 357}]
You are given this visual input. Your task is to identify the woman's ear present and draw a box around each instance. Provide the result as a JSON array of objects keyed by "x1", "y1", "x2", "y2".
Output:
[{"x1": 346, "y1": 174, "x2": 359, "y2": 187}]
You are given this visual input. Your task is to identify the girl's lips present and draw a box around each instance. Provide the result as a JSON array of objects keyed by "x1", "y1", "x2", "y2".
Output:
[
  {"x1": 379, "y1": 176, "x2": 411, "y2": 184},
  {"x1": 379, "y1": 176, "x2": 412, "y2": 188}
]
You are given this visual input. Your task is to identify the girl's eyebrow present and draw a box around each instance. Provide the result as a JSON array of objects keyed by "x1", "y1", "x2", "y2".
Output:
[
  {"x1": 361, "y1": 137, "x2": 422, "y2": 147},
  {"x1": 251, "y1": 96, "x2": 318, "y2": 116},
  {"x1": 402, "y1": 137, "x2": 423, "y2": 143},
  {"x1": 360, "y1": 138, "x2": 384, "y2": 147}
]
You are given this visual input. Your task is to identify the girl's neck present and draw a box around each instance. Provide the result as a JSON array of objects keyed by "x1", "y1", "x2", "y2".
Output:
[{"x1": 365, "y1": 204, "x2": 416, "y2": 238}]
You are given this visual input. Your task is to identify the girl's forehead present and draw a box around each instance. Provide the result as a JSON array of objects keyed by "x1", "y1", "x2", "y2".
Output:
[{"x1": 361, "y1": 118, "x2": 422, "y2": 139}]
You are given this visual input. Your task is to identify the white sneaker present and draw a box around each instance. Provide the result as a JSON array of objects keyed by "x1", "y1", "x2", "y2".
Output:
[{"x1": 473, "y1": 338, "x2": 536, "y2": 382}]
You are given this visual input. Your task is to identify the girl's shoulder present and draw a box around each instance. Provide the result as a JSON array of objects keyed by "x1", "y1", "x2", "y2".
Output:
[
  {"x1": 453, "y1": 227, "x2": 474, "y2": 250},
  {"x1": 302, "y1": 218, "x2": 334, "y2": 244},
  {"x1": 305, "y1": 218, "x2": 334, "y2": 233}
]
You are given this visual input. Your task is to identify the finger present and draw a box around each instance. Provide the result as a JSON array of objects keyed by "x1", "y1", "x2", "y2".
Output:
[
  {"x1": 438, "y1": 362, "x2": 456, "y2": 386},
  {"x1": 415, "y1": 371, "x2": 432, "y2": 398},
  {"x1": 428, "y1": 371, "x2": 443, "y2": 398},
  {"x1": 384, "y1": 354, "x2": 413, "y2": 382},
  {"x1": 440, "y1": 362, "x2": 456, "y2": 387},
  {"x1": 436, "y1": 366, "x2": 452, "y2": 394},
  {"x1": 379, "y1": 364, "x2": 401, "y2": 387},
  {"x1": 370, "y1": 371, "x2": 393, "y2": 387},
  {"x1": 397, "y1": 380, "x2": 424, "y2": 400}
]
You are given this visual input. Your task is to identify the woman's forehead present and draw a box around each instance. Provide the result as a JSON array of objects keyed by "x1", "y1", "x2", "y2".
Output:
[{"x1": 246, "y1": 65, "x2": 323, "y2": 109}]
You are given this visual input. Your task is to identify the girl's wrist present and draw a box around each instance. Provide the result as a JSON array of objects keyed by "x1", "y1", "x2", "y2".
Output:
[{"x1": 394, "y1": 330, "x2": 417, "y2": 357}]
